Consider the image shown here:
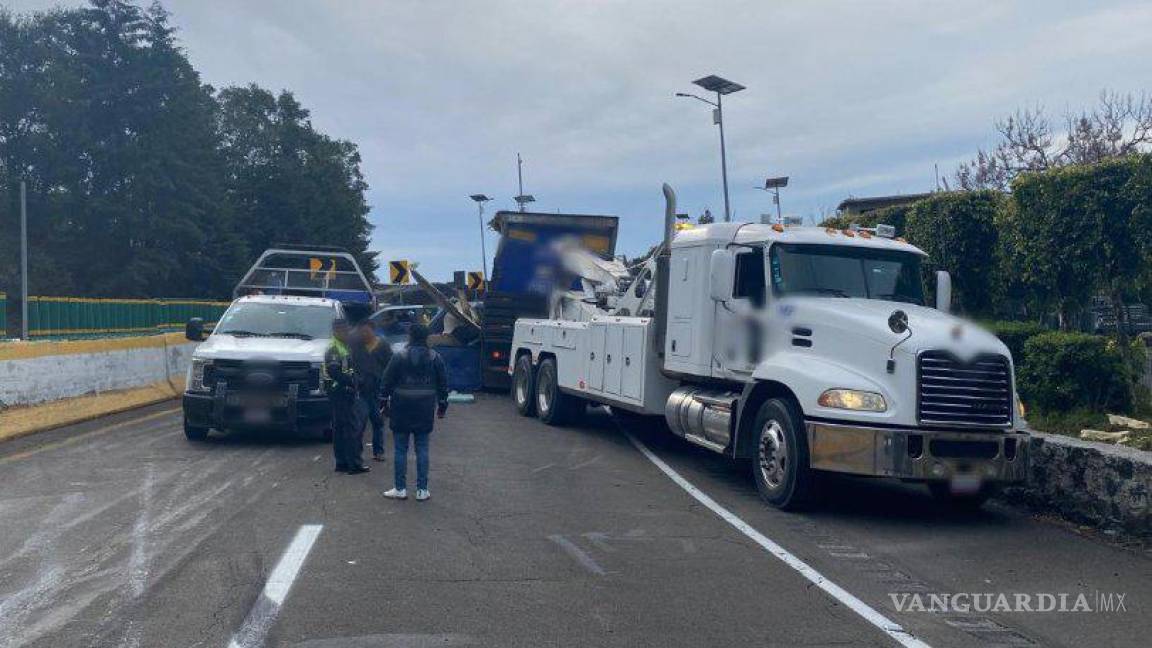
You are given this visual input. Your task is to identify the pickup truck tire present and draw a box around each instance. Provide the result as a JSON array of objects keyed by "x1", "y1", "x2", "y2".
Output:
[
  {"x1": 535, "y1": 357, "x2": 581, "y2": 426},
  {"x1": 183, "y1": 420, "x2": 209, "y2": 442},
  {"x1": 927, "y1": 482, "x2": 995, "y2": 511},
  {"x1": 513, "y1": 354, "x2": 536, "y2": 417},
  {"x1": 751, "y1": 398, "x2": 816, "y2": 510}
]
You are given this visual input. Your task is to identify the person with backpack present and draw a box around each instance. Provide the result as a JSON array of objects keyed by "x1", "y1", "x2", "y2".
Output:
[{"x1": 380, "y1": 323, "x2": 449, "y2": 501}]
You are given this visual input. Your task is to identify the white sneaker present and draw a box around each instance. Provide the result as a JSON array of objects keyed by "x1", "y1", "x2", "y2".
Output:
[
  {"x1": 415, "y1": 489, "x2": 430, "y2": 501},
  {"x1": 383, "y1": 488, "x2": 407, "y2": 500}
]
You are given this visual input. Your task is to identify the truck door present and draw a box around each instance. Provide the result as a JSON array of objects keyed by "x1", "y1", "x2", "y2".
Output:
[{"x1": 714, "y1": 247, "x2": 766, "y2": 377}]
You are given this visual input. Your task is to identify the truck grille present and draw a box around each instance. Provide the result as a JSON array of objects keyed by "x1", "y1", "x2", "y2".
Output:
[
  {"x1": 917, "y1": 351, "x2": 1012, "y2": 427},
  {"x1": 206, "y1": 360, "x2": 319, "y2": 392}
]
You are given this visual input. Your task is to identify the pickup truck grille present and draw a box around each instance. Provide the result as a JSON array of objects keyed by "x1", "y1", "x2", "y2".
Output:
[
  {"x1": 206, "y1": 360, "x2": 319, "y2": 392},
  {"x1": 917, "y1": 351, "x2": 1012, "y2": 427}
]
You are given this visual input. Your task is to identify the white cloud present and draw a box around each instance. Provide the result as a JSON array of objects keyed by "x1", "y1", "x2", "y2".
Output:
[{"x1": 8, "y1": 0, "x2": 1152, "y2": 275}]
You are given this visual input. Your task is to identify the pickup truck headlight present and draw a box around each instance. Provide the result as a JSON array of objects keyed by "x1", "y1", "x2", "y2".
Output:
[
  {"x1": 188, "y1": 358, "x2": 212, "y2": 392},
  {"x1": 818, "y1": 389, "x2": 887, "y2": 412}
]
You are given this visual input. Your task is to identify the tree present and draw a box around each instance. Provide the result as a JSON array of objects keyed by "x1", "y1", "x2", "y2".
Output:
[
  {"x1": 217, "y1": 85, "x2": 377, "y2": 280},
  {"x1": 956, "y1": 91, "x2": 1152, "y2": 191},
  {"x1": 0, "y1": 1, "x2": 246, "y2": 298},
  {"x1": 0, "y1": 1, "x2": 375, "y2": 301},
  {"x1": 904, "y1": 191, "x2": 1001, "y2": 317}
]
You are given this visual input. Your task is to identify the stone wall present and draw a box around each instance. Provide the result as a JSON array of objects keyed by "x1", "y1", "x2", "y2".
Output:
[{"x1": 1001, "y1": 432, "x2": 1152, "y2": 537}]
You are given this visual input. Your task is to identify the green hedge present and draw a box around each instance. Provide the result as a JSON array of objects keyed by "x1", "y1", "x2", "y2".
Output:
[
  {"x1": 986, "y1": 320, "x2": 1048, "y2": 365},
  {"x1": 1017, "y1": 332, "x2": 1143, "y2": 413}
]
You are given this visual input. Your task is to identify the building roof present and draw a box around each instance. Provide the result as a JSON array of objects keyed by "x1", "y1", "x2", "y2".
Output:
[{"x1": 836, "y1": 193, "x2": 932, "y2": 212}]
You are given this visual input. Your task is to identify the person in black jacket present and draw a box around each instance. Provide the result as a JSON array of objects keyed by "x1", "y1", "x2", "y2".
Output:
[
  {"x1": 351, "y1": 321, "x2": 393, "y2": 461},
  {"x1": 381, "y1": 323, "x2": 448, "y2": 501},
  {"x1": 323, "y1": 319, "x2": 369, "y2": 475}
]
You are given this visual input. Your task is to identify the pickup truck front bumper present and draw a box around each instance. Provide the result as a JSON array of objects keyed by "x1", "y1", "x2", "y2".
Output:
[
  {"x1": 807, "y1": 420, "x2": 1029, "y2": 483},
  {"x1": 183, "y1": 389, "x2": 331, "y2": 433}
]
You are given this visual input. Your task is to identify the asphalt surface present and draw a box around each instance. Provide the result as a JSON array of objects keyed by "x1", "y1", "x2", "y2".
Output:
[{"x1": 1, "y1": 395, "x2": 1149, "y2": 647}]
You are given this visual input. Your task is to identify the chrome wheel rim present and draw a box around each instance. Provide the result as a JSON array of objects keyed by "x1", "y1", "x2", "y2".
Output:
[
  {"x1": 537, "y1": 367, "x2": 553, "y2": 415},
  {"x1": 758, "y1": 420, "x2": 788, "y2": 490},
  {"x1": 515, "y1": 362, "x2": 529, "y2": 406}
]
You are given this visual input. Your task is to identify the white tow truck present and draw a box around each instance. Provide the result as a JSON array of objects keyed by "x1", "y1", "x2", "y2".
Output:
[{"x1": 509, "y1": 185, "x2": 1029, "y2": 509}]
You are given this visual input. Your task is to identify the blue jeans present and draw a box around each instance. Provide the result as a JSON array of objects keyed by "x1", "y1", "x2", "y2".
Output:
[
  {"x1": 363, "y1": 397, "x2": 385, "y2": 455},
  {"x1": 393, "y1": 430, "x2": 430, "y2": 491}
]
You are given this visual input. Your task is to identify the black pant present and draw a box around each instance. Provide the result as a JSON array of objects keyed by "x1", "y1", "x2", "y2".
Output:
[{"x1": 332, "y1": 394, "x2": 367, "y2": 470}]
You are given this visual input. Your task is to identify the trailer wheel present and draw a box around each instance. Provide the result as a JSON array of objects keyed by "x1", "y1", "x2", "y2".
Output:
[
  {"x1": 513, "y1": 354, "x2": 536, "y2": 417},
  {"x1": 535, "y1": 357, "x2": 580, "y2": 426},
  {"x1": 751, "y1": 398, "x2": 816, "y2": 510}
]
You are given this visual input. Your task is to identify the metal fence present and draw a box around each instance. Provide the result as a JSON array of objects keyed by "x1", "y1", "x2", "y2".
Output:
[{"x1": 22, "y1": 297, "x2": 229, "y2": 338}]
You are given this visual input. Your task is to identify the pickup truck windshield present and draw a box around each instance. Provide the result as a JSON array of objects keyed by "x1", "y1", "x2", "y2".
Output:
[
  {"x1": 769, "y1": 243, "x2": 925, "y2": 305},
  {"x1": 215, "y1": 302, "x2": 335, "y2": 340}
]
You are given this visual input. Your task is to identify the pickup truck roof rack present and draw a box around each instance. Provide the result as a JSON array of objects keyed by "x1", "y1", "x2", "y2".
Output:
[{"x1": 233, "y1": 247, "x2": 377, "y2": 309}]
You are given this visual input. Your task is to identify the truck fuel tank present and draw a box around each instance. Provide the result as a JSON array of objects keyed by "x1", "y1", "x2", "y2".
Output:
[{"x1": 665, "y1": 387, "x2": 739, "y2": 452}]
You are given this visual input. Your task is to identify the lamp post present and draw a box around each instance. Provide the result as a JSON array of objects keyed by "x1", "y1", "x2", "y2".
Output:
[
  {"x1": 756, "y1": 176, "x2": 789, "y2": 225},
  {"x1": 469, "y1": 194, "x2": 492, "y2": 288},
  {"x1": 20, "y1": 180, "x2": 28, "y2": 339},
  {"x1": 513, "y1": 153, "x2": 535, "y2": 213},
  {"x1": 676, "y1": 75, "x2": 745, "y2": 222}
]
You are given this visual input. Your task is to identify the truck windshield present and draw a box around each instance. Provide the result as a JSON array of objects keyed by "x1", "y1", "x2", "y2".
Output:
[
  {"x1": 215, "y1": 302, "x2": 335, "y2": 340},
  {"x1": 769, "y1": 243, "x2": 925, "y2": 305}
]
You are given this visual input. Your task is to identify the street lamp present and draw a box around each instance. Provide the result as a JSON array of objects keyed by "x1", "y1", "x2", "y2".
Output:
[
  {"x1": 513, "y1": 194, "x2": 535, "y2": 211},
  {"x1": 469, "y1": 194, "x2": 492, "y2": 289},
  {"x1": 756, "y1": 176, "x2": 789, "y2": 225},
  {"x1": 676, "y1": 74, "x2": 746, "y2": 222}
]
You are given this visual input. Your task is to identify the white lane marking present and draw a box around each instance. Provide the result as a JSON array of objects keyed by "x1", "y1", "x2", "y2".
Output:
[
  {"x1": 625, "y1": 433, "x2": 931, "y2": 648},
  {"x1": 227, "y1": 524, "x2": 323, "y2": 648},
  {"x1": 548, "y1": 534, "x2": 606, "y2": 576},
  {"x1": 530, "y1": 463, "x2": 555, "y2": 474}
]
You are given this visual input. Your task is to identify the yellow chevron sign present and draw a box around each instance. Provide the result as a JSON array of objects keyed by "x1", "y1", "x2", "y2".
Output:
[
  {"x1": 389, "y1": 260, "x2": 411, "y2": 284},
  {"x1": 466, "y1": 271, "x2": 485, "y2": 291}
]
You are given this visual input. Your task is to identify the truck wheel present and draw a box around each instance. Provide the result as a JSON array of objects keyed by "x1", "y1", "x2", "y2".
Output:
[
  {"x1": 513, "y1": 354, "x2": 536, "y2": 417},
  {"x1": 535, "y1": 357, "x2": 580, "y2": 426},
  {"x1": 751, "y1": 398, "x2": 816, "y2": 510},
  {"x1": 927, "y1": 482, "x2": 996, "y2": 511},
  {"x1": 183, "y1": 420, "x2": 209, "y2": 442}
]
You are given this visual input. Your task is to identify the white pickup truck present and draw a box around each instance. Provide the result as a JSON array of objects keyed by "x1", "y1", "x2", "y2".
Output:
[
  {"x1": 508, "y1": 185, "x2": 1028, "y2": 509},
  {"x1": 181, "y1": 246, "x2": 374, "y2": 441}
]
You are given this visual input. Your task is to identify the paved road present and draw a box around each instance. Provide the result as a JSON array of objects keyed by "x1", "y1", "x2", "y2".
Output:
[{"x1": 1, "y1": 396, "x2": 1148, "y2": 647}]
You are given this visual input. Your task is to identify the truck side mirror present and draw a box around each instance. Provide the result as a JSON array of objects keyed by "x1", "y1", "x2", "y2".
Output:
[
  {"x1": 185, "y1": 317, "x2": 205, "y2": 342},
  {"x1": 935, "y1": 271, "x2": 952, "y2": 313},
  {"x1": 709, "y1": 249, "x2": 736, "y2": 302}
]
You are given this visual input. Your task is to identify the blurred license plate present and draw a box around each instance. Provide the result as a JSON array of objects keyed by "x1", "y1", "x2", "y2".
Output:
[
  {"x1": 243, "y1": 408, "x2": 271, "y2": 424},
  {"x1": 228, "y1": 394, "x2": 287, "y2": 408}
]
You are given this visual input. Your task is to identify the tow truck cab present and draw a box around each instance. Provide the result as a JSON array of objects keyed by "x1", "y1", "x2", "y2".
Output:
[{"x1": 508, "y1": 185, "x2": 1029, "y2": 509}]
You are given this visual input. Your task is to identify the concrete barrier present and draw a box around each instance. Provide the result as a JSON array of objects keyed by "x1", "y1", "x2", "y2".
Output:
[
  {"x1": 0, "y1": 333, "x2": 194, "y2": 441},
  {"x1": 1002, "y1": 432, "x2": 1152, "y2": 537}
]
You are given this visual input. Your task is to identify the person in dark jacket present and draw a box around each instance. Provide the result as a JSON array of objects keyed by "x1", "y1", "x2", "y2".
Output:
[
  {"x1": 381, "y1": 323, "x2": 449, "y2": 501},
  {"x1": 351, "y1": 321, "x2": 393, "y2": 461},
  {"x1": 324, "y1": 319, "x2": 369, "y2": 474}
]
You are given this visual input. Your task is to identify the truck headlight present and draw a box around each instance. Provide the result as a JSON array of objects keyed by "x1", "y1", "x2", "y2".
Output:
[
  {"x1": 818, "y1": 389, "x2": 887, "y2": 412},
  {"x1": 188, "y1": 358, "x2": 212, "y2": 392}
]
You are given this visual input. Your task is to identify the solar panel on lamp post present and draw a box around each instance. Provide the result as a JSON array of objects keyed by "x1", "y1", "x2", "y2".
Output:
[
  {"x1": 677, "y1": 75, "x2": 746, "y2": 223},
  {"x1": 762, "y1": 176, "x2": 789, "y2": 225},
  {"x1": 469, "y1": 194, "x2": 492, "y2": 291}
]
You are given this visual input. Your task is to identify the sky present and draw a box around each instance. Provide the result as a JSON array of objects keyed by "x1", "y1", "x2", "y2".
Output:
[{"x1": 8, "y1": 0, "x2": 1152, "y2": 281}]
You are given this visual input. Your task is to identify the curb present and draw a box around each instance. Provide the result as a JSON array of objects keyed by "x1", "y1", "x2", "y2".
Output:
[{"x1": 0, "y1": 379, "x2": 183, "y2": 443}]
